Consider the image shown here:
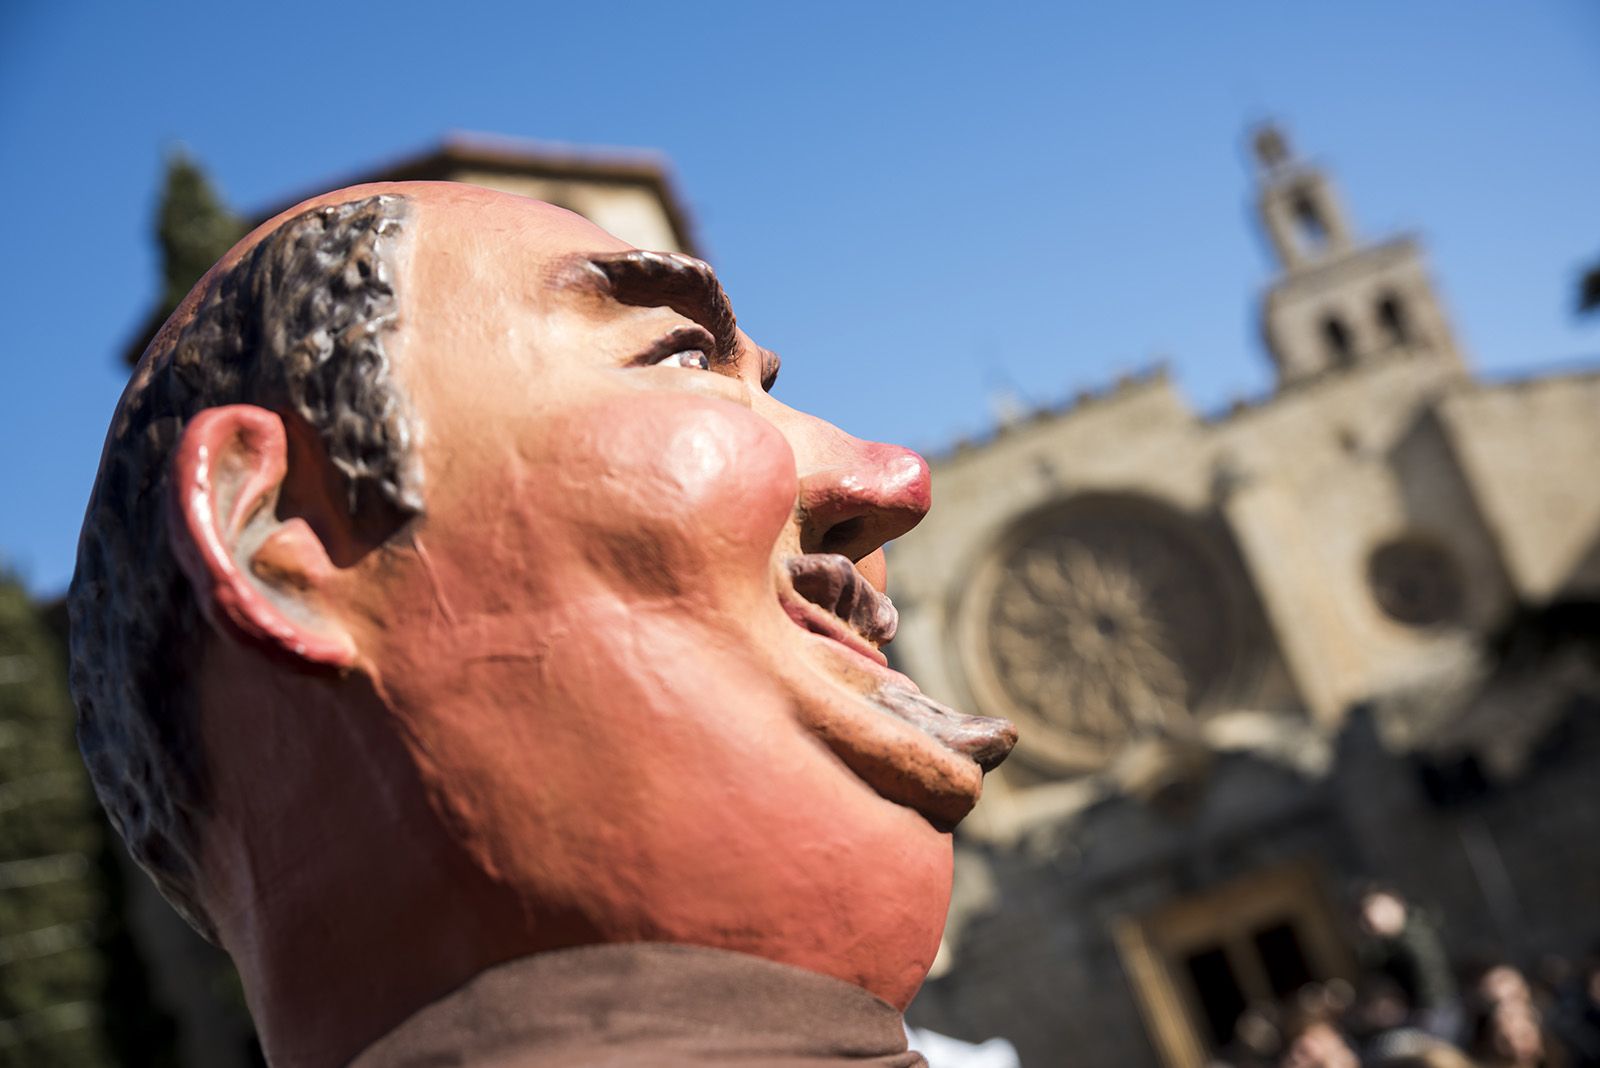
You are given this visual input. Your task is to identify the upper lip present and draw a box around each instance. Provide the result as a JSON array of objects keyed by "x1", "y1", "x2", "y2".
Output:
[{"x1": 784, "y1": 553, "x2": 898, "y2": 663}]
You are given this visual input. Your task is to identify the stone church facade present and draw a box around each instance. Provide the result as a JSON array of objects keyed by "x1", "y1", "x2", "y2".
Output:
[{"x1": 894, "y1": 128, "x2": 1600, "y2": 1067}]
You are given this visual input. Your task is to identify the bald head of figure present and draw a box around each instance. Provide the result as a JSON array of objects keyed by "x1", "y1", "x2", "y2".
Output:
[{"x1": 70, "y1": 183, "x2": 1013, "y2": 1067}]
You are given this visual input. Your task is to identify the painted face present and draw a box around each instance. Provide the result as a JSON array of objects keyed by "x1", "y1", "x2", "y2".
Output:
[{"x1": 341, "y1": 185, "x2": 1013, "y2": 1008}]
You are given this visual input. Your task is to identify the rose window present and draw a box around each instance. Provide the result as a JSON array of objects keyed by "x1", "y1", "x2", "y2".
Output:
[
  {"x1": 976, "y1": 503, "x2": 1238, "y2": 755},
  {"x1": 1367, "y1": 538, "x2": 1463, "y2": 627}
]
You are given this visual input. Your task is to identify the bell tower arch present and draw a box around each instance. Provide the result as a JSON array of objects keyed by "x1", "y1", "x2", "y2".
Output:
[{"x1": 1251, "y1": 124, "x2": 1463, "y2": 387}]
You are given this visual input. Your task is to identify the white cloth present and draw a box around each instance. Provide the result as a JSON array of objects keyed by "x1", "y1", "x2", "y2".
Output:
[{"x1": 905, "y1": 1024, "x2": 1022, "y2": 1068}]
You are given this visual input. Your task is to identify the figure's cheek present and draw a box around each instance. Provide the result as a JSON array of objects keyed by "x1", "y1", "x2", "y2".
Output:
[{"x1": 542, "y1": 394, "x2": 797, "y2": 580}]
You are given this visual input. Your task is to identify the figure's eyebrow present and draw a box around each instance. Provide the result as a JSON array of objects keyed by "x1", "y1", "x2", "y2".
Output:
[{"x1": 584, "y1": 250, "x2": 739, "y2": 363}]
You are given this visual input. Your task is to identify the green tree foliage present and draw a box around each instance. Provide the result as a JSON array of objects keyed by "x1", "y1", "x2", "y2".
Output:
[
  {"x1": 0, "y1": 576, "x2": 110, "y2": 1064},
  {"x1": 157, "y1": 152, "x2": 246, "y2": 317},
  {"x1": 1580, "y1": 257, "x2": 1600, "y2": 316},
  {"x1": 0, "y1": 578, "x2": 179, "y2": 1067}
]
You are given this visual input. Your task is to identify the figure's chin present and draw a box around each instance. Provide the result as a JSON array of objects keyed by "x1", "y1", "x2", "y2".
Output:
[{"x1": 780, "y1": 626, "x2": 999, "y2": 828}]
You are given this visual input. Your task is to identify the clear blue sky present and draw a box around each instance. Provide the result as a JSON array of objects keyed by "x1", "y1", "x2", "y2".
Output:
[{"x1": 3, "y1": 1, "x2": 1597, "y2": 596}]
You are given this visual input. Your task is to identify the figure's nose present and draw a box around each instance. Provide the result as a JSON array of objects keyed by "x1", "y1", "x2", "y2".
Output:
[{"x1": 797, "y1": 440, "x2": 932, "y2": 563}]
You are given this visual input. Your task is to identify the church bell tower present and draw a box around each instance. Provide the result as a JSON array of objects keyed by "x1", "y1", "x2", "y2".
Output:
[{"x1": 1252, "y1": 124, "x2": 1463, "y2": 387}]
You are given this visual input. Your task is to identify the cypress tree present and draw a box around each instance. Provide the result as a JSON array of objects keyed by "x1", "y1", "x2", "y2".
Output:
[
  {"x1": 0, "y1": 577, "x2": 180, "y2": 1067},
  {"x1": 156, "y1": 152, "x2": 246, "y2": 317}
]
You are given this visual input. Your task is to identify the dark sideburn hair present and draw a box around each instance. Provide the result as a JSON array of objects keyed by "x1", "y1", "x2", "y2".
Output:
[{"x1": 68, "y1": 194, "x2": 420, "y2": 940}]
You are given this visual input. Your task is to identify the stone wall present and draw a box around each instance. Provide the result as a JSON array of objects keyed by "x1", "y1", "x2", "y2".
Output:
[{"x1": 910, "y1": 701, "x2": 1600, "y2": 1066}]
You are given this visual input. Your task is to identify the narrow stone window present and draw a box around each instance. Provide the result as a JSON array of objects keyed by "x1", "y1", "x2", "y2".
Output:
[
  {"x1": 1322, "y1": 314, "x2": 1354, "y2": 367},
  {"x1": 1292, "y1": 189, "x2": 1328, "y2": 253},
  {"x1": 1377, "y1": 291, "x2": 1411, "y2": 346}
]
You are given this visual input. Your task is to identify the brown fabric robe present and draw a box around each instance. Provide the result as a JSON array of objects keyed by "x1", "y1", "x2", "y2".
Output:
[{"x1": 348, "y1": 943, "x2": 927, "y2": 1067}]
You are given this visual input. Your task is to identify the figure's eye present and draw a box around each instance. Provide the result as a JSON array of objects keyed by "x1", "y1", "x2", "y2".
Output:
[
  {"x1": 634, "y1": 324, "x2": 720, "y2": 373},
  {"x1": 653, "y1": 348, "x2": 710, "y2": 371}
]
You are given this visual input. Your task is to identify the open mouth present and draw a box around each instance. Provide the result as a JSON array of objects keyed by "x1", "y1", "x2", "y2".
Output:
[
  {"x1": 783, "y1": 552, "x2": 898, "y2": 667},
  {"x1": 781, "y1": 553, "x2": 1017, "y2": 789}
]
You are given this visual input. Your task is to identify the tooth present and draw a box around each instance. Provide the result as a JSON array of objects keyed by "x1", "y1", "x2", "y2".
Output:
[{"x1": 787, "y1": 552, "x2": 900, "y2": 645}]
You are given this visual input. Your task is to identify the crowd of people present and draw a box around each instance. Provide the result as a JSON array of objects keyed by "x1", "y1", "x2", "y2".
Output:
[{"x1": 1215, "y1": 889, "x2": 1600, "y2": 1068}]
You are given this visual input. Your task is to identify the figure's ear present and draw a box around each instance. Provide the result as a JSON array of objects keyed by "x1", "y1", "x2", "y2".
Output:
[{"x1": 168, "y1": 405, "x2": 356, "y2": 670}]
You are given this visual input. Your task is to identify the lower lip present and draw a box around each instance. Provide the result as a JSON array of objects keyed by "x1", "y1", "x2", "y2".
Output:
[{"x1": 778, "y1": 594, "x2": 1014, "y2": 826}]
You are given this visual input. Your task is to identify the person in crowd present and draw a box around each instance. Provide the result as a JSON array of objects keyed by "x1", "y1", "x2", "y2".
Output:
[
  {"x1": 1468, "y1": 962, "x2": 1564, "y2": 1068},
  {"x1": 1230, "y1": 1001, "x2": 1287, "y2": 1068},
  {"x1": 1354, "y1": 975, "x2": 1461, "y2": 1067},
  {"x1": 1279, "y1": 1004, "x2": 1361, "y2": 1068},
  {"x1": 1369, "y1": 1045, "x2": 1480, "y2": 1068},
  {"x1": 1550, "y1": 954, "x2": 1600, "y2": 1067},
  {"x1": 1358, "y1": 886, "x2": 1464, "y2": 1045}
]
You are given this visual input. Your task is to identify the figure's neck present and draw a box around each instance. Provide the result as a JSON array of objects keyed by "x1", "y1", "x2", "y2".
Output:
[
  {"x1": 223, "y1": 831, "x2": 543, "y2": 1068},
  {"x1": 195, "y1": 667, "x2": 565, "y2": 1067}
]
